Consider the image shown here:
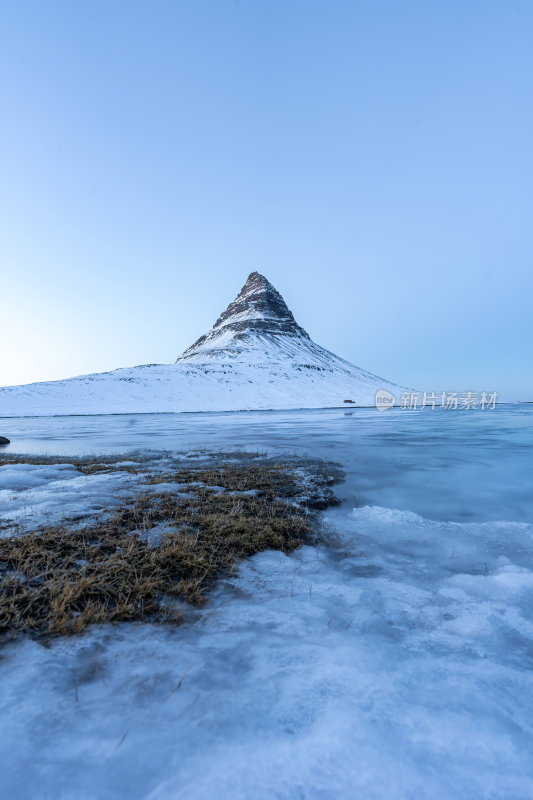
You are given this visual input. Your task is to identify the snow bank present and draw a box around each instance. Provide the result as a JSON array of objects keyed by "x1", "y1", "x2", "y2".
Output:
[
  {"x1": 1, "y1": 502, "x2": 532, "y2": 798},
  {"x1": 0, "y1": 350, "x2": 402, "y2": 417}
]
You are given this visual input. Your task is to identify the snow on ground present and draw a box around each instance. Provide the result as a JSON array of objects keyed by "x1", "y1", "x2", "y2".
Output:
[
  {"x1": 1, "y1": 497, "x2": 533, "y2": 797},
  {"x1": 0, "y1": 462, "x2": 172, "y2": 531},
  {"x1": 1, "y1": 408, "x2": 532, "y2": 798},
  {"x1": 0, "y1": 353, "x2": 401, "y2": 417},
  {"x1": 0, "y1": 331, "x2": 404, "y2": 418}
]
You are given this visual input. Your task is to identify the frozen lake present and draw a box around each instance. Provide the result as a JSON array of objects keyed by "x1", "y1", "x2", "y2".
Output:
[
  {"x1": 1, "y1": 406, "x2": 533, "y2": 798},
  {"x1": 2, "y1": 404, "x2": 532, "y2": 521}
]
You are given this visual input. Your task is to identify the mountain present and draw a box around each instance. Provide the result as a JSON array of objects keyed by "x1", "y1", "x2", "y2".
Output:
[
  {"x1": 0, "y1": 272, "x2": 404, "y2": 416},
  {"x1": 178, "y1": 271, "x2": 311, "y2": 360}
]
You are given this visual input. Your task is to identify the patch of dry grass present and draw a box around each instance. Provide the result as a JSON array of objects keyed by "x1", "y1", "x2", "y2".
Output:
[
  {"x1": 0, "y1": 461, "x2": 339, "y2": 642},
  {"x1": 148, "y1": 463, "x2": 299, "y2": 495},
  {"x1": 76, "y1": 462, "x2": 143, "y2": 475}
]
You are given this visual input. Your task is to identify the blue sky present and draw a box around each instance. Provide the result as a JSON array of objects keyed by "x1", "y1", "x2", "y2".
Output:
[{"x1": 1, "y1": 1, "x2": 532, "y2": 399}]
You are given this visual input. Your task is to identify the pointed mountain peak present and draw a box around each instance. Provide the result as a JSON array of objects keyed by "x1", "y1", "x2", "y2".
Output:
[
  {"x1": 178, "y1": 272, "x2": 310, "y2": 361},
  {"x1": 243, "y1": 270, "x2": 270, "y2": 288},
  {"x1": 238, "y1": 271, "x2": 281, "y2": 300},
  {"x1": 231, "y1": 271, "x2": 279, "y2": 308},
  {"x1": 223, "y1": 271, "x2": 304, "y2": 329}
]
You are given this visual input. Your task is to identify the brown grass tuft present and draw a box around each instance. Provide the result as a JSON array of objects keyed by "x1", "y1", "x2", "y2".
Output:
[{"x1": 0, "y1": 461, "x2": 339, "y2": 642}]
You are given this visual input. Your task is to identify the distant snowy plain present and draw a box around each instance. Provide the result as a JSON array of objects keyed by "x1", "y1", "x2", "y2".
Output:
[
  {"x1": 0, "y1": 334, "x2": 401, "y2": 417},
  {"x1": 1, "y1": 406, "x2": 532, "y2": 799}
]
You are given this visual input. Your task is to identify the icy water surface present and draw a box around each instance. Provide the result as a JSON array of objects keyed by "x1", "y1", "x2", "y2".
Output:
[
  {"x1": 2, "y1": 404, "x2": 532, "y2": 521},
  {"x1": 1, "y1": 406, "x2": 533, "y2": 799}
]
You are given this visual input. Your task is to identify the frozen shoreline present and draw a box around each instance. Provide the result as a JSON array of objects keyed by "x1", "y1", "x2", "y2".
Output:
[
  {"x1": 2, "y1": 498, "x2": 532, "y2": 799},
  {"x1": 1, "y1": 407, "x2": 532, "y2": 798}
]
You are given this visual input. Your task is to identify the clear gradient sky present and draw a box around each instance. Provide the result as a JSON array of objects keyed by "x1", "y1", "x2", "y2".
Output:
[{"x1": 1, "y1": 1, "x2": 532, "y2": 399}]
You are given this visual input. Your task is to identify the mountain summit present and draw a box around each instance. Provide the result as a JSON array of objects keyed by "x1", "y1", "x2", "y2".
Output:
[
  {"x1": 175, "y1": 272, "x2": 390, "y2": 380},
  {"x1": 0, "y1": 271, "x2": 405, "y2": 415},
  {"x1": 178, "y1": 272, "x2": 310, "y2": 360}
]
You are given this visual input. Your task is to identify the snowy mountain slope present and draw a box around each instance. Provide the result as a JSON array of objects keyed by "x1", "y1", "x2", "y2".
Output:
[{"x1": 0, "y1": 272, "x2": 404, "y2": 416}]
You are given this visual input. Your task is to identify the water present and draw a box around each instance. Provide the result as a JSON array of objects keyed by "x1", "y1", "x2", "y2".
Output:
[
  {"x1": 1, "y1": 406, "x2": 533, "y2": 798},
  {"x1": 2, "y1": 405, "x2": 532, "y2": 522}
]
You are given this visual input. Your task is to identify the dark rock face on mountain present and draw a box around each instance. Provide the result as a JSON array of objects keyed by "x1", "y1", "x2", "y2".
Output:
[{"x1": 180, "y1": 272, "x2": 310, "y2": 359}]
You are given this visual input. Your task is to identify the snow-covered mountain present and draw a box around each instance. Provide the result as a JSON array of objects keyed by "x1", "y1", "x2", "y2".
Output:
[{"x1": 0, "y1": 272, "x2": 404, "y2": 416}]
